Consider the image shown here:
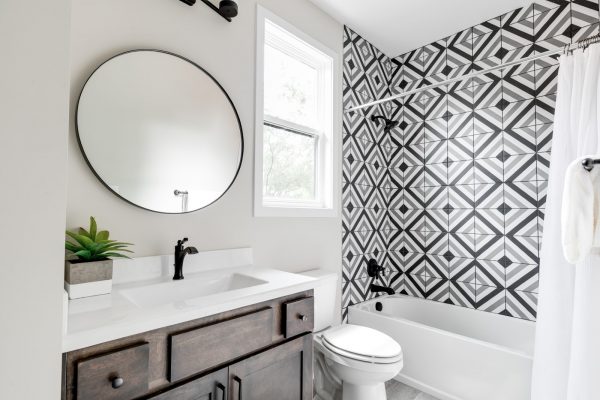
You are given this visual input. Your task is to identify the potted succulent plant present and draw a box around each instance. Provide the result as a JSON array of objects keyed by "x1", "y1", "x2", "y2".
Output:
[{"x1": 64, "y1": 217, "x2": 133, "y2": 299}]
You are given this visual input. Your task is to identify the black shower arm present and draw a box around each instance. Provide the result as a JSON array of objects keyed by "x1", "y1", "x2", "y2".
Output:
[{"x1": 178, "y1": 0, "x2": 233, "y2": 22}]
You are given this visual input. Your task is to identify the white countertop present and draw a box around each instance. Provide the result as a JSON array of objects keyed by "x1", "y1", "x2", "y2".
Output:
[{"x1": 62, "y1": 249, "x2": 322, "y2": 352}]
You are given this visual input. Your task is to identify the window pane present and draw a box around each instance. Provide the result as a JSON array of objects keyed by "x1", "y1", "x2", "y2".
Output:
[
  {"x1": 264, "y1": 44, "x2": 319, "y2": 129},
  {"x1": 263, "y1": 124, "x2": 316, "y2": 201}
]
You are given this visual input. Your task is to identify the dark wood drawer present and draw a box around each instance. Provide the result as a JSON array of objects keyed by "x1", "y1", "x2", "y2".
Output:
[
  {"x1": 76, "y1": 342, "x2": 149, "y2": 400},
  {"x1": 169, "y1": 307, "x2": 274, "y2": 382},
  {"x1": 283, "y1": 297, "x2": 314, "y2": 338}
]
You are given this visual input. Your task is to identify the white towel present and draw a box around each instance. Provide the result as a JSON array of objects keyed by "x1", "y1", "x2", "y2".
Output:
[{"x1": 561, "y1": 156, "x2": 600, "y2": 263}]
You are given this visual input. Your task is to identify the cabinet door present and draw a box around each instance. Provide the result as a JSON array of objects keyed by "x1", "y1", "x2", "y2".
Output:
[
  {"x1": 148, "y1": 368, "x2": 227, "y2": 400},
  {"x1": 228, "y1": 335, "x2": 312, "y2": 400}
]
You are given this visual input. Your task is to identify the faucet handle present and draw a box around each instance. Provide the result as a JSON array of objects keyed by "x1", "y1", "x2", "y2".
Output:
[
  {"x1": 178, "y1": 237, "x2": 189, "y2": 246},
  {"x1": 367, "y1": 259, "x2": 385, "y2": 279}
]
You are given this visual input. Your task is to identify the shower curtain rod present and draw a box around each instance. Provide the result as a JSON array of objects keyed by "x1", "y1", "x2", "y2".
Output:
[{"x1": 345, "y1": 33, "x2": 600, "y2": 113}]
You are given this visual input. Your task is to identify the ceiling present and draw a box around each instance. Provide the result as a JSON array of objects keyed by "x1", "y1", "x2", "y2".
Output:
[{"x1": 308, "y1": 0, "x2": 532, "y2": 58}]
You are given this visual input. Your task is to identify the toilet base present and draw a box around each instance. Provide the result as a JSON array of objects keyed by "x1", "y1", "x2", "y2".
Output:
[{"x1": 342, "y1": 381, "x2": 387, "y2": 400}]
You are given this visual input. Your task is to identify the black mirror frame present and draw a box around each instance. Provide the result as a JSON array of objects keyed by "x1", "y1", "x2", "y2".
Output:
[{"x1": 75, "y1": 49, "x2": 244, "y2": 214}]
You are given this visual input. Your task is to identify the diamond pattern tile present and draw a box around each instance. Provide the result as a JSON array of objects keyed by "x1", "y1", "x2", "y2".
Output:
[
  {"x1": 475, "y1": 259, "x2": 505, "y2": 288},
  {"x1": 448, "y1": 136, "x2": 474, "y2": 162},
  {"x1": 476, "y1": 285, "x2": 506, "y2": 313},
  {"x1": 449, "y1": 281, "x2": 477, "y2": 308},
  {"x1": 474, "y1": 131, "x2": 503, "y2": 159},
  {"x1": 449, "y1": 184, "x2": 476, "y2": 208},
  {"x1": 473, "y1": 79, "x2": 503, "y2": 110},
  {"x1": 342, "y1": 2, "x2": 600, "y2": 321},
  {"x1": 449, "y1": 257, "x2": 477, "y2": 283}
]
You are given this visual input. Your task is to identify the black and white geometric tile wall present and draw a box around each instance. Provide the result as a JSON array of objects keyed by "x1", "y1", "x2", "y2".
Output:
[{"x1": 342, "y1": 0, "x2": 600, "y2": 321}]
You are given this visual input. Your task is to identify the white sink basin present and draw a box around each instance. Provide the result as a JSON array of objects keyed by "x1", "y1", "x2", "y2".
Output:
[{"x1": 121, "y1": 273, "x2": 268, "y2": 308}]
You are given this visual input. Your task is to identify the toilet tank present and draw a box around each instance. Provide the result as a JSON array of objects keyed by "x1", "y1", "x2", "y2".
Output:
[{"x1": 299, "y1": 269, "x2": 339, "y2": 331}]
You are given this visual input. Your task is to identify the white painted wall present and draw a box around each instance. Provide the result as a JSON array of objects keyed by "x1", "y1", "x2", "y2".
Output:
[
  {"x1": 0, "y1": 0, "x2": 71, "y2": 398},
  {"x1": 68, "y1": 0, "x2": 343, "y2": 317}
]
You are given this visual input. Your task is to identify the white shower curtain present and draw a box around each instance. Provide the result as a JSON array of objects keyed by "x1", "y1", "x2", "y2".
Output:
[{"x1": 531, "y1": 46, "x2": 600, "y2": 400}]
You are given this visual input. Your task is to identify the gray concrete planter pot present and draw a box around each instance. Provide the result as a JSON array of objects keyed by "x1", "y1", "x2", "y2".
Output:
[{"x1": 64, "y1": 259, "x2": 113, "y2": 299}]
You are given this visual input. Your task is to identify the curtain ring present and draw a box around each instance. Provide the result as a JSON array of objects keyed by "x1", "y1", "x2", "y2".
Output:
[{"x1": 582, "y1": 37, "x2": 592, "y2": 51}]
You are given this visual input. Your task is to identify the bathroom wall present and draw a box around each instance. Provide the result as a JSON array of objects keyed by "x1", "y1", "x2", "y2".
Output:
[
  {"x1": 67, "y1": 0, "x2": 343, "y2": 300},
  {"x1": 341, "y1": 27, "x2": 400, "y2": 320},
  {"x1": 342, "y1": 0, "x2": 600, "y2": 321},
  {"x1": 0, "y1": 0, "x2": 71, "y2": 397}
]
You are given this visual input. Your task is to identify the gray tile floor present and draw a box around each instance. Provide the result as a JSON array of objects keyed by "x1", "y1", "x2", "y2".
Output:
[{"x1": 385, "y1": 380, "x2": 440, "y2": 400}]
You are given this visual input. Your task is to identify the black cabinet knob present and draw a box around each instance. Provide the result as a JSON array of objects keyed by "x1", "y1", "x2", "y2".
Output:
[
  {"x1": 111, "y1": 377, "x2": 124, "y2": 389},
  {"x1": 298, "y1": 314, "x2": 308, "y2": 321}
]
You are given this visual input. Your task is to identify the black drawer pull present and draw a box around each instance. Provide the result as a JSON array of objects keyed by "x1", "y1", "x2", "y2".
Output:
[
  {"x1": 216, "y1": 382, "x2": 226, "y2": 400},
  {"x1": 298, "y1": 314, "x2": 308, "y2": 321},
  {"x1": 110, "y1": 376, "x2": 124, "y2": 389},
  {"x1": 234, "y1": 376, "x2": 242, "y2": 400}
]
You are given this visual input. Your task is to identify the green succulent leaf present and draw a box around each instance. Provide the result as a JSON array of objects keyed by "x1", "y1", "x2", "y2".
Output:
[
  {"x1": 97, "y1": 239, "x2": 117, "y2": 244},
  {"x1": 104, "y1": 248, "x2": 134, "y2": 253},
  {"x1": 98, "y1": 244, "x2": 134, "y2": 253},
  {"x1": 65, "y1": 217, "x2": 134, "y2": 261},
  {"x1": 96, "y1": 230, "x2": 110, "y2": 241},
  {"x1": 103, "y1": 241, "x2": 133, "y2": 247},
  {"x1": 65, "y1": 241, "x2": 82, "y2": 253},
  {"x1": 102, "y1": 252, "x2": 131, "y2": 259},
  {"x1": 74, "y1": 250, "x2": 92, "y2": 259},
  {"x1": 95, "y1": 243, "x2": 115, "y2": 252},
  {"x1": 89, "y1": 217, "x2": 97, "y2": 241},
  {"x1": 78, "y1": 227, "x2": 91, "y2": 238},
  {"x1": 66, "y1": 231, "x2": 95, "y2": 249}
]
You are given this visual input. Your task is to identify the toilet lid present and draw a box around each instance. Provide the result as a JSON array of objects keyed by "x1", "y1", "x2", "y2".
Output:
[{"x1": 322, "y1": 324, "x2": 402, "y2": 361}]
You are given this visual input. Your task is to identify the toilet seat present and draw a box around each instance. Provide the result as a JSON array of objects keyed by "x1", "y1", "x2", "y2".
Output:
[{"x1": 321, "y1": 324, "x2": 403, "y2": 364}]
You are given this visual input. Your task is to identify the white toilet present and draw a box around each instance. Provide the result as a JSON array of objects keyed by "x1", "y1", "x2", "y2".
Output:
[{"x1": 301, "y1": 270, "x2": 403, "y2": 400}]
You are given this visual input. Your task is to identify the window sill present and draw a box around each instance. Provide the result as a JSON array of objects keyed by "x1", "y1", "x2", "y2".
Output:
[{"x1": 254, "y1": 204, "x2": 338, "y2": 218}]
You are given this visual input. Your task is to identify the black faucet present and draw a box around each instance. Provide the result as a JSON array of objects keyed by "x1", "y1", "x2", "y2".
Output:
[
  {"x1": 173, "y1": 238, "x2": 198, "y2": 280},
  {"x1": 367, "y1": 258, "x2": 396, "y2": 295},
  {"x1": 370, "y1": 284, "x2": 396, "y2": 295}
]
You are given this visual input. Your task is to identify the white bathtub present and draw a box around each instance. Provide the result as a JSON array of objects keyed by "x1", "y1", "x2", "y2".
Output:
[{"x1": 349, "y1": 295, "x2": 535, "y2": 400}]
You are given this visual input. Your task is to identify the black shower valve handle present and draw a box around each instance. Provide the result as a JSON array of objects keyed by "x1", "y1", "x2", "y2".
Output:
[{"x1": 367, "y1": 258, "x2": 385, "y2": 279}]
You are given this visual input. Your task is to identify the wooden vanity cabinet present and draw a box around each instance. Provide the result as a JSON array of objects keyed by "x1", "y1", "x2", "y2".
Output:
[
  {"x1": 63, "y1": 291, "x2": 314, "y2": 400},
  {"x1": 149, "y1": 335, "x2": 312, "y2": 400},
  {"x1": 228, "y1": 335, "x2": 312, "y2": 400}
]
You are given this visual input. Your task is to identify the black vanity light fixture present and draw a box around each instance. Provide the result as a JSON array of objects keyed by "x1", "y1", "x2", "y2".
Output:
[{"x1": 179, "y1": 0, "x2": 238, "y2": 22}]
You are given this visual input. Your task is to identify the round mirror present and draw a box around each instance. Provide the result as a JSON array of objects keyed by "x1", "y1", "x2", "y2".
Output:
[{"x1": 76, "y1": 50, "x2": 243, "y2": 213}]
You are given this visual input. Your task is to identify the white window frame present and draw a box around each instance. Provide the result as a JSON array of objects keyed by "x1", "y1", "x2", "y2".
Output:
[{"x1": 255, "y1": 5, "x2": 340, "y2": 218}]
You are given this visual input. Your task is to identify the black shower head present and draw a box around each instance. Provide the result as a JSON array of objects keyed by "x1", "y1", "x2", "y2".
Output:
[
  {"x1": 219, "y1": 0, "x2": 238, "y2": 18},
  {"x1": 371, "y1": 115, "x2": 399, "y2": 133}
]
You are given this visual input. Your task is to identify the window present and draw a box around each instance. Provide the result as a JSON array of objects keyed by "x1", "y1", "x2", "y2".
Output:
[{"x1": 255, "y1": 6, "x2": 339, "y2": 217}]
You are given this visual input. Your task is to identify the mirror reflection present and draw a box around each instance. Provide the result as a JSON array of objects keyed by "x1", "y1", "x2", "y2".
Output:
[{"x1": 76, "y1": 50, "x2": 243, "y2": 213}]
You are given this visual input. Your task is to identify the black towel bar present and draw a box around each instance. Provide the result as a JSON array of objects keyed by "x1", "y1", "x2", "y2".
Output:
[{"x1": 582, "y1": 158, "x2": 600, "y2": 171}]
